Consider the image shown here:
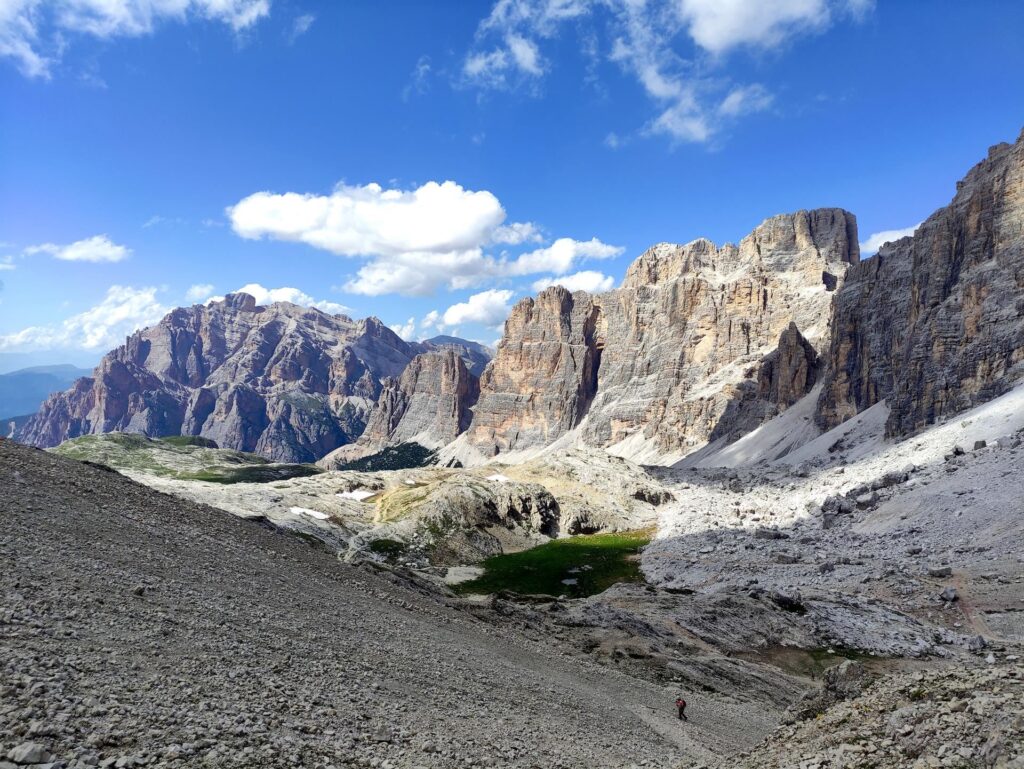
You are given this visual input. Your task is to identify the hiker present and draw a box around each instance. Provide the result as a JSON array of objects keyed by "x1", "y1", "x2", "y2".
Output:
[{"x1": 675, "y1": 696, "x2": 687, "y2": 721}]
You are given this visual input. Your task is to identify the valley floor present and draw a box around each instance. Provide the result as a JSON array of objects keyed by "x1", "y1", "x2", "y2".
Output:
[
  {"x1": 1, "y1": 440, "x2": 771, "y2": 769},
  {"x1": 3, "y1": 384, "x2": 1024, "y2": 768}
]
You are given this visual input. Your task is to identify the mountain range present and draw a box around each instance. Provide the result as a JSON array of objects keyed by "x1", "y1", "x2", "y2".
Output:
[
  {"x1": 0, "y1": 364, "x2": 92, "y2": 419},
  {"x1": 17, "y1": 127, "x2": 1024, "y2": 470}
]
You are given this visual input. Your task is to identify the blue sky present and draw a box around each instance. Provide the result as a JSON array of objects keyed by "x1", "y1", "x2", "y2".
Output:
[{"x1": 1, "y1": 0, "x2": 1023, "y2": 364}]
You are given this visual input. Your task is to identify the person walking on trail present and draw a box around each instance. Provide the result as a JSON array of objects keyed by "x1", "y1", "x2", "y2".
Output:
[{"x1": 675, "y1": 697, "x2": 687, "y2": 721}]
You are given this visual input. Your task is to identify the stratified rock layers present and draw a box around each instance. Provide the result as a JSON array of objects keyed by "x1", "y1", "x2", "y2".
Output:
[
  {"x1": 20, "y1": 294, "x2": 421, "y2": 462},
  {"x1": 463, "y1": 288, "x2": 603, "y2": 455},
  {"x1": 817, "y1": 129, "x2": 1024, "y2": 436},
  {"x1": 465, "y1": 209, "x2": 858, "y2": 458},
  {"x1": 358, "y1": 350, "x2": 480, "y2": 449}
]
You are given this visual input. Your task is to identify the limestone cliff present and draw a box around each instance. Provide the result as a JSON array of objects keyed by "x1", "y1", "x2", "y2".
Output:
[
  {"x1": 20, "y1": 294, "x2": 423, "y2": 462},
  {"x1": 460, "y1": 208, "x2": 857, "y2": 460},
  {"x1": 461, "y1": 287, "x2": 603, "y2": 456},
  {"x1": 816, "y1": 128, "x2": 1024, "y2": 436}
]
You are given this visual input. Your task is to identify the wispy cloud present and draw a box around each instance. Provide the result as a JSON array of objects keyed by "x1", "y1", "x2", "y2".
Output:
[
  {"x1": 0, "y1": 0, "x2": 271, "y2": 79},
  {"x1": 460, "y1": 0, "x2": 873, "y2": 144},
  {"x1": 286, "y1": 13, "x2": 314, "y2": 44}
]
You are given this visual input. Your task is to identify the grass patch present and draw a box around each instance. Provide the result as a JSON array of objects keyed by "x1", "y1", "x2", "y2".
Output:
[
  {"x1": 52, "y1": 432, "x2": 321, "y2": 484},
  {"x1": 185, "y1": 463, "x2": 322, "y2": 484},
  {"x1": 454, "y1": 529, "x2": 652, "y2": 598}
]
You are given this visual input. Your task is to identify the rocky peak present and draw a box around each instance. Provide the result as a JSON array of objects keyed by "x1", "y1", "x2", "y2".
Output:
[
  {"x1": 222, "y1": 292, "x2": 258, "y2": 312},
  {"x1": 459, "y1": 209, "x2": 858, "y2": 462},
  {"x1": 18, "y1": 296, "x2": 421, "y2": 462},
  {"x1": 623, "y1": 209, "x2": 858, "y2": 291}
]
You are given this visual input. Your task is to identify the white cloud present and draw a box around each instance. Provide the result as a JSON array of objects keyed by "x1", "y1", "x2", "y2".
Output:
[
  {"x1": 442, "y1": 289, "x2": 515, "y2": 328},
  {"x1": 678, "y1": 0, "x2": 831, "y2": 54},
  {"x1": 859, "y1": 223, "x2": 921, "y2": 256},
  {"x1": 506, "y1": 237, "x2": 622, "y2": 276},
  {"x1": 389, "y1": 317, "x2": 417, "y2": 341},
  {"x1": 233, "y1": 283, "x2": 351, "y2": 315},
  {"x1": 230, "y1": 181, "x2": 505, "y2": 259},
  {"x1": 185, "y1": 283, "x2": 216, "y2": 302},
  {"x1": 717, "y1": 83, "x2": 774, "y2": 117},
  {"x1": 0, "y1": 285, "x2": 168, "y2": 351},
  {"x1": 462, "y1": 0, "x2": 871, "y2": 143},
  {"x1": 403, "y1": 54, "x2": 432, "y2": 100},
  {"x1": 0, "y1": 255, "x2": 15, "y2": 271},
  {"x1": 2, "y1": 0, "x2": 270, "y2": 78},
  {"x1": 228, "y1": 179, "x2": 621, "y2": 296},
  {"x1": 492, "y1": 221, "x2": 543, "y2": 245},
  {"x1": 25, "y1": 234, "x2": 131, "y2": 263},
  {"x1": 506, "y1": 33, "x2": 543, "y2": 75},
  {"x1": 531, "y1": 270, "x2": 615, "y2": 294},
  {"x1": 421, "y1": 309, "x2": 442, "y2": 331},
  {"x1": 287, "y1": 12, "x2": 314, "y2": 43}
]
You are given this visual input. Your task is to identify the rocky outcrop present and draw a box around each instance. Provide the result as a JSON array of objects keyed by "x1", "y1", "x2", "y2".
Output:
[
  {"x1": 19, "y1": 294, "x2": 426, "y2": 462},
  {"x1": 462, "y1": 209, "x2": 857, "y2": 460},
  {"x1": 462, "y1": 287, "x2": 603, "y2": 456},
  {"x1": 325, "y1": 351, "x2": 480, "y2": 465},
  {"x1": 817, "y1": 128, "x2": 1024, "y2": 436}
]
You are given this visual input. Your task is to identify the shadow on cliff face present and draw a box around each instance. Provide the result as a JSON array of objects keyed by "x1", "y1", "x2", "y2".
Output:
[{"x1": 700, "y1": 321, "x2": 822, "y2": 448}]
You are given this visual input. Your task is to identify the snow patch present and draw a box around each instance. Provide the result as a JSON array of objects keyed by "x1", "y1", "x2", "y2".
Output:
[
  {"x1": 289, "y1": 506, "x2": 329, "y2": 520},
  {"x1": 337, "y1": 489, "x2": 375, "y2": 501}
]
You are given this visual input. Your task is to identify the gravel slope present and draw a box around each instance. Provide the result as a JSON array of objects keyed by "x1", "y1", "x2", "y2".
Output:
[{"x1": 0, "y1": 440, "x2": 770, "y2": 768}]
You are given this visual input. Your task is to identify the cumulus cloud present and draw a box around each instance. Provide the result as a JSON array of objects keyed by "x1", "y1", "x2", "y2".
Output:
[
  {"x1": 389, "y1": 317, "x2": 417, "y2": 341},
  {"x1": 228, "y1": 179, "x2": 620, "y2": 296},
  {"x1": 230, "y1": 181, "x2": 505, "y2": 259},
  {"x1": 679, "y1": 0, "x2": 832, "y2": 54},
  {"x1": 442, "y1": 289, "x2": 515, "y2": 328},
  {"x1": 531, "y1": 270, "x2": 615, "y2": 293},
  {"x1": 492, "y1": 221, "x2": 543, "y2": 245},
  {"x1": 462, "y1": 0, "x2": 871, "y2": 143},
  {"x1": 1, "y1": 0, "x2": 271, "y2": 78},
  {"x1": 25, "y1": 234, "x2": 131, "y2": 263},
  {"x1": 0, "y1": 285, "x2": 168, "y2": 351},
  {"x1": 185, "y1": 283, "x2": 216, "y2": 302},
  {"x1": 859, "y1": 223, "x2": 921, "y2": 256},
  {"x1": 232, "y1": 283, "x2": 351, "y2": 315},
  {"x1": 505, "y1": 237, "x2": 622, "y2": 276}
]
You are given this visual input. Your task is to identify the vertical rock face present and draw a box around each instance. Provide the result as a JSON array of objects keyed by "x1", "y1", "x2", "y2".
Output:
[
  {"x1": 19, "y1": 295, "x2": 422, "y2": 462},
  {"x1": 462, "y1": 209, "x2": 857, "y2": 460},
  {"x1": 462, "y1": 287, "x2": 603, "y2": 456},
  {"x1": 357, "y1": 350, "x2": 480, "y2": 449},
  {"x1": 817, "y1": 129, "x2": 1024, "y2": 436}
]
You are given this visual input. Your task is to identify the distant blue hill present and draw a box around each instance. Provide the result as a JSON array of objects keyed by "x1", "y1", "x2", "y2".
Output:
[{"x1": 0, "y1": 364, "x2": 93, "y2": 420}]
